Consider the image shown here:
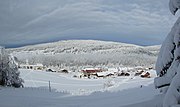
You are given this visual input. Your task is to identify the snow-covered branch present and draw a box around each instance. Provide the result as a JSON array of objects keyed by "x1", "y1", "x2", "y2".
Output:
[{"x1": 154, "y1": 0, "x2": 180, "y2": 106}]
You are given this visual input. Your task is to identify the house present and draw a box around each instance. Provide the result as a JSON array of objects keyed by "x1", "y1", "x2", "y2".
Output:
[
  {"x1": 118, "y1": 72, "x2": 130, "y2": 76},
  {"x1": 148, "y1": 67, "x2": 154, "y2": 70},
  {"x1": 58, "y1": 69, "x2": 68, "y2": 73},
  {"x1": 96, "y1": 71, "x2": 115, "y2": 78},
  {"x1": 81, "y1": 68, "x2": 102, "y2": 78},
  {"x1": 141, "y1": 72, "x2": 151, "y2": 78},
  {"x1": 134, "y1": 70, "x2": 144, "y2": 76},
  {"x1": 46, "y1": 68, "x2": 56, "y2": 72},
  {"x1": 124, "y1": 73, "x2": 130, "y2": 76}
]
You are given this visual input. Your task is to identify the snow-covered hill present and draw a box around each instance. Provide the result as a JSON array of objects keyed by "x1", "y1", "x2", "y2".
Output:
[{"x1": 7, "y1": 40, "x2": 160, "y2": 67}]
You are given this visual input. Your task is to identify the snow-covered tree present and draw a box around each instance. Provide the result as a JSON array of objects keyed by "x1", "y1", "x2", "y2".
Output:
[
  {"x1": 154, "y1": 0, "x2": 180, "y2": 106},
  {"x1": 0, "y1": 47, "x2": 23, "y2": 88}
]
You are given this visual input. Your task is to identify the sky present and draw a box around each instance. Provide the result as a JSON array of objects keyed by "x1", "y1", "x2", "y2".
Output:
[{"x1": 0, "y1": 0, "x2": 179, "y2": 48}]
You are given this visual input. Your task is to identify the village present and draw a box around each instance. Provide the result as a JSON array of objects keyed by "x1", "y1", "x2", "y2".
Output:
[{"x1": 18, "y1": 59, "x2": 154, "y2": 79}]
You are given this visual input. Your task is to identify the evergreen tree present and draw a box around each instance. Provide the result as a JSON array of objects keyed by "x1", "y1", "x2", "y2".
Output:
[
  {"x1": 0, "y1": 47, "x2": 23, "y2": 88},
  {"x1": 155, "y1": 0, "x2": 180, "y2": 106}
]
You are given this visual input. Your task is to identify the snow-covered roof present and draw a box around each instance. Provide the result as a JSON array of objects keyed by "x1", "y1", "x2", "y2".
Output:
[
  {"x1": 97, "y1": 71, "x2": 114, "y2": 76},
  {"x1": 83, "y1": 68, "x2": 100, "y2": 70},
  {"x1": 141, "y1": 72, "x2": 147, "y2": 75},
  {"x1": 36, "y1": 63, "x2": 43, "y2": 66}
]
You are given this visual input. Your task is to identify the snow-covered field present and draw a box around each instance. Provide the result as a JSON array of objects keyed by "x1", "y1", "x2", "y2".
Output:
[
  {"x1": 0, "y1": 69, "x2": 162, "y2": 107},
  {"x1": 20, "y1": 69, "x2": 156, "y2": 95}
]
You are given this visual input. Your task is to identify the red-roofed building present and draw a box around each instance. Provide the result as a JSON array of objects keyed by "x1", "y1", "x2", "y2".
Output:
[{"x1": 81, "y1": 68, "x2": 102, "y2": 78}]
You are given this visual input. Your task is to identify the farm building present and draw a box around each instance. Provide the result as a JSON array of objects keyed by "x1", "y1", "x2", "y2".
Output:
[
  {"x1": 97, "y1": 71, "x2": 115, "y2": 78},
  {"x1": 81, "y1": 68, "x2": 121, "y2": 78},
  {"x1": 141, "y1": 72, "x2": 151, "y2": 78},
  {"x1": 58, "y1": 69, "x2": 69, "y2": 73},
  {"x1": 46, "y1": 68, "x2": 56, "y2": 72},
  {"x1": 117, "y1": 72, "x2": 130, "y2": 76},
  {"x1": 134, "y1": 70, "x2": 144, "y2": 76},
  {"x1": 81, "y1": 68, "x2": 102, "y2": 78}
]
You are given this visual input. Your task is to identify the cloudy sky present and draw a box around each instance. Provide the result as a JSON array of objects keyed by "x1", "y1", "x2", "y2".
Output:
[{"x1": 0, "y1": 0, "x2": 179, "y2": 47}]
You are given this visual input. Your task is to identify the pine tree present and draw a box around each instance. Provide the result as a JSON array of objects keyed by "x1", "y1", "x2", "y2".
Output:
[
  {"x1": 155, "y1": 0, "x2": 180, "y2": 106},
  {"x1": 0, "y1": 47, "x2": 23, "y2": 88}
]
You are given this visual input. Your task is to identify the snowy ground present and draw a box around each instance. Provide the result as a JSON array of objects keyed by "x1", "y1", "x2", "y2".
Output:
[{"x1": 0, "y1": 69, "x2": 162, "y2": 107}]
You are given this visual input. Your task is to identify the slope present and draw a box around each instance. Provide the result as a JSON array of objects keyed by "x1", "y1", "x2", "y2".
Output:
[{"x1": 8, "y1": 40, "x2": 160, "y2": 67}]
